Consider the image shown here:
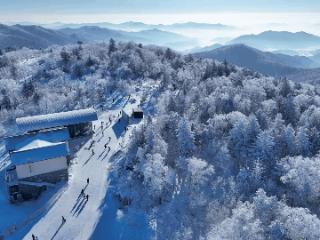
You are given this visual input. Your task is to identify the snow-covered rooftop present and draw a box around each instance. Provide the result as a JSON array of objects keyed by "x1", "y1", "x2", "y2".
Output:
[
  {"x1": 132, "y1": 107, "x2": 143, "y2": 112},
  {"x1": 5, "y1": 127, "x2": 70, "y2": 152},
  {"x1": 10, "y1": 141, "x2": 69, "y2": 165},
  {"x1": 16, "y1": 108, "x2": 98, "y2": 132},
  {"x1": 6, "y1": 128, "x2": 70, "y2": 165}
]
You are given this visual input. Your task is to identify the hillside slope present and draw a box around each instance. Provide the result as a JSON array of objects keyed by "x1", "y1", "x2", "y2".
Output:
[
  {"x1": 230, "y1": 31, "x2": 320, "y2": 50},
  {"x1": 59, "y1": 27, "x2": 195, "y2": 50},
  {"x1": 0, "y1": 24, "x2": 194, "y2": 51},
  {"x1": 193, "y1": 44, "x2": 319, "y2": 76},
  {"x1": 1, "y1": 42, "x2": 320, "y2": 239},
  {"x1": 0, "y1": 24, "x2": 74, "y2": 49}
]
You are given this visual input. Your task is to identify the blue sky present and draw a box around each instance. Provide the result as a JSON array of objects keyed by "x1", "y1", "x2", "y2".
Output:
[
  {"x1": 1, "y1": 0, "x2": 320, "y2": 13},
  {"x1": 0, "y1": 0, "x2": 320, "y2": 32}
]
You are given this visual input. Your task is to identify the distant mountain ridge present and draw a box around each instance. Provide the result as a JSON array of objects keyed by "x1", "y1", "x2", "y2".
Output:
[
  {"x1": 188, "y1": 43, "x2": 223, "y2": 53},
  {"x1": 43, "y1": 21, "x2": 234, "y2": 31},
  {"x1": 311, "y1": 50, "x2": 320, "y2": 64},
  {"x1": 59, "y1": 27, "x2": 196, "y2": 50},
  {"x1": 230, "y1": 31, "x2": 320, "y2": 51},
  {"x1": 193, "y1": 44, "x2": 320, "y2": 77},
  {"x1": 0, "y1": 24, "x2": 195, "y2": 51},
  {"x1": 286, "y1": 67, "x2": 320, "y2": 84},
  {"x1": 0, "y1": 24, "x2": 73, "y2": 49}
]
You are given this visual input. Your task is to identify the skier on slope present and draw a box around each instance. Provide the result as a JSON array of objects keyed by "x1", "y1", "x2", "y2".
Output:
[{"x1": 87, "y1": 178, "x2": 90, "y2": 184}]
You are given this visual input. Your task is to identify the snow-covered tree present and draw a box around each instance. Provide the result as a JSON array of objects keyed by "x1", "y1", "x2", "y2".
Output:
[
  {"x1": 176, "y1": 117, "x2": 195, "y2": 157},
  {"x1": 296, "y1": 126, "x2": 311, "y2": 157}
]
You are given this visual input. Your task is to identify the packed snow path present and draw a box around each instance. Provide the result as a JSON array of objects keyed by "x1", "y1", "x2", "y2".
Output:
[{"x1": 22, "y1": 96, "x2": 141, "y2": 240}]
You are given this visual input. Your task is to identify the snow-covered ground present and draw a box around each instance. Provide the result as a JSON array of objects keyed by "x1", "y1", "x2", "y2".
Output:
[{"x1": 0, "y1": 93, "x2": 152, "y2": 240}]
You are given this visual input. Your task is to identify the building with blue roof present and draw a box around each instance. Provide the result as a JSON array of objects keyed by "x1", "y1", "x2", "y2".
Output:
[
  {"x1": 5, "y1": 108, "x2": 98, "y2": 202},
  {"x1": 5, "y1": 127, "x2": 70, "y2": 152},
  {"x1": 5, "y1": 128, "x2": 71, "y2": 202}
]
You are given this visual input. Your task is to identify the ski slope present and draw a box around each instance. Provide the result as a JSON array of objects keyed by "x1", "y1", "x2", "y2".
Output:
[{"x1": 16, "y1": 95, "x2": 143, "y2": 240}]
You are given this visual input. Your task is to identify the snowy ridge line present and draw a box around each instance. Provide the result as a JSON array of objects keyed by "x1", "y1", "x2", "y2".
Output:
[{"x1": 1, "y1": 184, "x2": 68, "y2": 238}]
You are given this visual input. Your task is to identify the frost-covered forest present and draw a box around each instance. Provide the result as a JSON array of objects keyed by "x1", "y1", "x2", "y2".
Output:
[{"x1": 2, "y1": 40, "x2": 320, "y2": 239}]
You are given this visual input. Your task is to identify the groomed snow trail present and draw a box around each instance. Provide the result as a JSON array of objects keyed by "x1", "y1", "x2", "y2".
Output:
[{"x1": 22, "y1": 96, "x2": 140, "y2": 240}]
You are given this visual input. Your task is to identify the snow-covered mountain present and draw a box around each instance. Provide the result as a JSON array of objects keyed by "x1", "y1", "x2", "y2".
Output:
[
  {"x1": 2, "y1": 40, "x2": 320, "y2": 240},
  {"x1": 188, "y1": 43, "x2": 223, "y2": 53},
  {"x1": 311, "y1": 50, "x2": 320, "y2": 64},
  {"x1": 59, "y1": 27, "x2": 195, "y2": 50},
  {"x1": 0, "y1": 24, "x2": 74, "y2": 49},
  {"x1": 193, "y1": 44, "x2": 320, "y2": 76},
  {"x1": 0, "y1": 24, "x2": 195, "y2": 51},
  {"x1": 45, "y1": 21, "x2": 233, "y2": 31},
  {"x1": 229, "y1": 30, "x2": 320, "y2": 51},
  {"x1": 286, "y1": 67, "x2": 320, "y2": 84}
]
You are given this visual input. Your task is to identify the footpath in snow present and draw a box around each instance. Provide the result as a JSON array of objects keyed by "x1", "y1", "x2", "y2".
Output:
[{"x1": 13, "y1": 95, "x2": 143, "y2": 240}]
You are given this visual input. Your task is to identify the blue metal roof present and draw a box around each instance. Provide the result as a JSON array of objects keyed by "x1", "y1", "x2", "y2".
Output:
[
  {"x1": 16, "y1": 108, "x2": 98, "y2": 132},
  {"x1": 10, "y1": 142, "x2": 69, "y2": 165},
  {"x1": 5, "y1": 127, "x2": 70, "y2": 152}
]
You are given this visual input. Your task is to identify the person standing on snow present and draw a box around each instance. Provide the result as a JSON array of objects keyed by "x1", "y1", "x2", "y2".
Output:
[{"x1": 87, "y1": 178, "x2": 90, "y2": 184}]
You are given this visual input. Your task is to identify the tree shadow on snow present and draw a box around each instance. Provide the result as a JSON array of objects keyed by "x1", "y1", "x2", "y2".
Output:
[
  {"x1": 90, "y1": 189, "x2": 153, "y2": 240},
  {"x1": 90, "y1": 152, "x2": 153, "y2": 240}
]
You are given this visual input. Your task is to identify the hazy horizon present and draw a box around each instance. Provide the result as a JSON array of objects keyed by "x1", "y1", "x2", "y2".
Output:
[
  {"x1": 1, "y1": 0, "x2": 320, "y2": 32},
  {"x1": 1, "y1": 1, "x2": 320, "y2": 50}
]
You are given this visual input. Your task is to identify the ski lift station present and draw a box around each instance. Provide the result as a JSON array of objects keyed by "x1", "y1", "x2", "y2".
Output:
[
  {"x1": 4, "y1": 108, "x2": 98, "y2": 202},
  {"x1": 132, "y1": 108, "x2": 144, "y2": 119}
]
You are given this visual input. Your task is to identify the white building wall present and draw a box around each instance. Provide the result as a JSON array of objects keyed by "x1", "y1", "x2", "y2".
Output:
[{"x1": 16, "y1": 157, "x2": 68, "y2": 180}]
